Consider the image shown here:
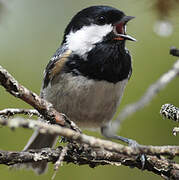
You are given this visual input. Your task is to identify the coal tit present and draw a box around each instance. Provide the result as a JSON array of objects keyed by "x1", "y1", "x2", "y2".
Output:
[{"x1": 23, "y1": 5, "x2": 136, "y2": 174}]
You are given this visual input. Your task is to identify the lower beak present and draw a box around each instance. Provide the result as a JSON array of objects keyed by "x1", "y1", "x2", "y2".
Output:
[
  {"x1": 114, "y1": 16, "x2": 136, "y2": 42},
  {"x1": 115, "y1": 34, "x2": 137, "y2": 41}
]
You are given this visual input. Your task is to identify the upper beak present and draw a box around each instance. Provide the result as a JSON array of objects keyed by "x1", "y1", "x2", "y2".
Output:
[
  {"x1": 121, "y1": 16, "x2": 135, "y2": 24},
  {"x1": 113, "y1": 16, "x2": 136, "y2": 42}
]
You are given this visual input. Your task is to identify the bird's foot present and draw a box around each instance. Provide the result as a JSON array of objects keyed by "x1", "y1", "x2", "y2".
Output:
[{"x1": 127, "y1": 139, "x2": 146, "y2": 169}]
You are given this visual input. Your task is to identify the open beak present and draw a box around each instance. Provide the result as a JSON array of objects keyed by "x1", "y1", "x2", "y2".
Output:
[{"x1": 113, "y1": 16, "x2": 136, "y2": 42}]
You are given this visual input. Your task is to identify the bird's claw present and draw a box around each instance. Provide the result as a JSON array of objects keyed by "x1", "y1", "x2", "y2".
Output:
[
  {"x1": 127, "y1": 139, "x2": 139, "y2": 147},
  {"x1": 127, "y1": 139, "x2": 146, "y2": 170},
  {"x1": 59, "y1": 136, "x2": 68, "y2": 143},
  {"x1": 139, "y1": 154, "x2": 146, "y2": 170}
]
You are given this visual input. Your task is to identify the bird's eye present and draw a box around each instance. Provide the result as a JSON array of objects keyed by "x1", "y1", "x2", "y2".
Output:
[{"x1": 96, "y1": 16, "x2": 107, "y2": 25}]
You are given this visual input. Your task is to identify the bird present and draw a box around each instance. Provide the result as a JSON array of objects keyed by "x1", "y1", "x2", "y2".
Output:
[{"x1": 21, "y1": 5, "x2": 137, "y2": 174}]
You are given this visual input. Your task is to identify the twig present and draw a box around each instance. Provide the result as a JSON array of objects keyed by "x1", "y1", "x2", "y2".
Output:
[
  {"x1": 52, "y1": 146, "x2": 68, "y2": 180},
  {"x1": 111, "y1": 60, "x2": 179, "y2": 133},
  {"x1": 170, "y1": 47, "x2": 179, "y2": 57},
  {"x1": 0, "y1": 117, "x2": 179, "y2": 157},
  {"x1": 54, "y1": 146, "x2": 68, "y2": 170},
  {"x1": 173, "y1": 127, "x2": 179, "y2": 136},
  {"x1": 160, "y1": 104, "x2": 179, "y2": 122},
  {"x1": 160, "y1": 104, "x2": 179, "y2": 136},
  {"x1": 0, "y1": 65, "x2": 80, "y2": 132},
  {"x1": 0, "y1": 108, "x2": 40, "y2": 117}
]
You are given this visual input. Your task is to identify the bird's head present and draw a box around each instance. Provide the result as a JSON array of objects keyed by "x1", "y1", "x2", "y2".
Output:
[{"x1": 63, "y1": 6, "x2": 136, "y2": 56}]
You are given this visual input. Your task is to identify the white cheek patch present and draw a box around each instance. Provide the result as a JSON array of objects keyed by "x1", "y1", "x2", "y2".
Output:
[{"x1": 65, "y1": 24, "x2": 113, "y2": 56}]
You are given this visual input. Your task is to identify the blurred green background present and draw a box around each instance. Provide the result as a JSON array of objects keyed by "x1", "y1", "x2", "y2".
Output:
[{"x1": 0, "y1": 0, "x2": 179, "y2": 180}]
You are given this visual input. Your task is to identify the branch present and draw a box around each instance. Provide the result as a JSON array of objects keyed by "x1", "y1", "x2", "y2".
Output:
[
  {"x1": 0, "y1": 117, "x2": 179, "y2": 157},
  {"x1": 1, "y1": 145, "x2": 179, "y2": 179},
  {"x1": 112, "y1": 60, "x2": 179, "y2": 132},
  {"x1": 0, "y1": 65, "x2": 80, "y2": 132}
]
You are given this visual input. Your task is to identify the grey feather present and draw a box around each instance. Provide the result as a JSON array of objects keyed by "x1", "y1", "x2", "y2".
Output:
[{"x1": 43, "y1": 72, "x2": 128, "y2": 128}]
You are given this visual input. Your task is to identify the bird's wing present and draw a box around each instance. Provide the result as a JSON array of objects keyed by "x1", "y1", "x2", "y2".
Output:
[{"x1": 42, "y1": 47, "x2": 72, "y2": 91}]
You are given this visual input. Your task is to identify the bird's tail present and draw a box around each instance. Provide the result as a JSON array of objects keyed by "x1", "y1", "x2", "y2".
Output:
[{"x1": 13, "y1": 130, "x2": 58, "y2": 174}]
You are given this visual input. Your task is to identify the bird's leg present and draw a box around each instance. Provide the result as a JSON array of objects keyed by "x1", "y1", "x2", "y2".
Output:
[
  {"x1": 101, "y1": 124, "x2": 145, "y2": 169},
  {"x1": 101, "y1": 124, "x2": 139, "y2": 147}
]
